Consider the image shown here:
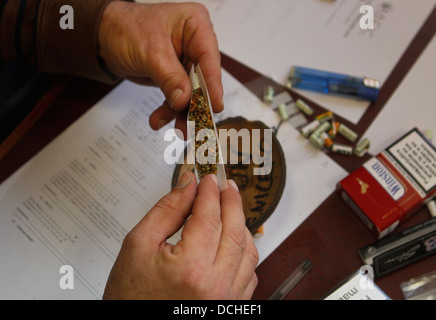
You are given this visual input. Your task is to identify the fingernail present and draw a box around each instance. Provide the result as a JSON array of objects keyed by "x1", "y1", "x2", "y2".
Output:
[
  {"x1": 170, "y1": 88, "x2": 184, "y2": 110},
  {"x1": 210, "y1": 174, "x2": 218, "y2": 187},
  {"x1": 176, "y1": 171, "x2": 192, "y2": 189},
  {"x1": 228, "y1": 179, "x2": 239, "y2": 192},
  {"x1": 214, "y1": 100, "x2": 224, "y2": 113}
]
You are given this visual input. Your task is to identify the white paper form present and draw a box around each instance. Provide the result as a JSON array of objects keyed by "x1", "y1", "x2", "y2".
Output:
[
  {"x1": 364, "y1": 33, "x2": 436, "y2": 156},
  {"x1": 0, "y1": 82, "x2": 177, "y2": 299},
  {"x1": 0, "y1": 70, "x2": 346, "y2": 299},
  {"x1": 147, "y1": 0, "x2": 435, "y2": 124}
]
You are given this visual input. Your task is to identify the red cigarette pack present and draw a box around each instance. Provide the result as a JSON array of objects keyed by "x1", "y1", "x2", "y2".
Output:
[{"x1": 337, "y1": 128, "x2": 436, "y2": 239}]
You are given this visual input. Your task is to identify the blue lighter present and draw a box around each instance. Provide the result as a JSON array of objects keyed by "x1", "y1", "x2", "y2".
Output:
[{"x1": 287, "y1": 65, "x2": 380, "y2": 102}]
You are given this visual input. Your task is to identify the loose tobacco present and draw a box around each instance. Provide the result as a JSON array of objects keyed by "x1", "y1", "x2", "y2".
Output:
[{"x1": 188, "y1": 87, "x2": 219, "y2": 179}]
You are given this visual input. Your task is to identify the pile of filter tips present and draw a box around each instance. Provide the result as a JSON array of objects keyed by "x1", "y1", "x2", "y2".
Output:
[{"x1": 263, "y1": 85, "x2": 371, "y2": 157}]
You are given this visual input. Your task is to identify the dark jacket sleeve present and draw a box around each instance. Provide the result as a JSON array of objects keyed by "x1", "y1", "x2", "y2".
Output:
[{"x1": 0, "y1": 0, "x2": 119, "y2": 83}]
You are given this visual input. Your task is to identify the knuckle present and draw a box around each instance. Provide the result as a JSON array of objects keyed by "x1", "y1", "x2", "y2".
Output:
[
  {"x1": 226, "y1": 227, "x2": 246, "y2": 252},
  {"x1": 178, "y1": 261, "x2": 209, "y2": 293},
  {"x1": 246, "y1": 233, "x2": 260, "y2": 266},
  {"x1": 251, "y1": 272, "x2": 259, "y2": 289},
  {"x1": 197, "y1": 212, "x2": 222, "y2": 234},
  {"x1": 187, "y1": 2, "x2": 210, "y2": 18},
  {"x1": 153, "y1": 193, "x2": 180, "y2": 212},
  {"x1": 157, "y1": 71, "x2": 180, "y2": 90},
  {"x1": 122, "y1": 229, "x2": 141, "y2": 249},
  {"x1": 247, "y1": 245, "x2": 260, "y2": 267}
]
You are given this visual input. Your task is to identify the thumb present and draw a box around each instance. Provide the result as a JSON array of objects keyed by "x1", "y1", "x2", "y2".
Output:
[
  {"x1": 150, "y1": 51, "x2": 193, "y2": 112},
  {"x1": 130, "y1": 171, "x2": 197, "y2": 249}
]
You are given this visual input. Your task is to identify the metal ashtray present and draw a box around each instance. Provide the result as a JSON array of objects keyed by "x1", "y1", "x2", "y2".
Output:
[{"x1": 172, "y1": 117, "x2": 286, "y2": 234}]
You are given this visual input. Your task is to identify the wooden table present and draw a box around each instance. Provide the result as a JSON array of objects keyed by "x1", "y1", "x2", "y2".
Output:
[{"x1": 1, "y1": 6, "x2": 435, "y2": 300}]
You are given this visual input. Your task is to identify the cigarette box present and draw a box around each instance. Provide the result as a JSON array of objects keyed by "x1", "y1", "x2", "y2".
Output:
[{"x1": 337, "y1": 128, "x2": 436, "y2": 239}]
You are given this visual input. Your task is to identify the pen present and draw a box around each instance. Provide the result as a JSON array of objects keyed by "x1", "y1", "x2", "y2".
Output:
[
  {"x1": 287, "y1": 65, "x2": 380, "y2": 102},
  {"x1": 268, "y1": 260, "x2": 312, "y2": 300}
]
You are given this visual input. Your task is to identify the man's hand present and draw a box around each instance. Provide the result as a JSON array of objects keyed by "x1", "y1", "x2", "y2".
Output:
[
  {"x1": 103, "y1": 172, "x2": 259, "y2": 300},
  {"x1": 98, "y1": 2, "x2": 223, "y2": 136}
]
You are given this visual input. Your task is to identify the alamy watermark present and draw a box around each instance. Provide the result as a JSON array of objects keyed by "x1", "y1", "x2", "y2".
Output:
[
  {"x1": 59, "y1": 5, "x2": 74, "y2": 30},
  {"x1": 359, "y1": 265, "x2": 375, "y2": 290},
  {"x1": 164, "y1": 125, "x2": 273, "y2": 176},
  {"x1": 59, "y1": 265, "x2": 74, "y2": 290},
  {"x1": 58, "y1": 4, "x2": 375, "y2": 32},
  {"x1": 360, "y1": 5, "x2": 375, "y2": 30}
]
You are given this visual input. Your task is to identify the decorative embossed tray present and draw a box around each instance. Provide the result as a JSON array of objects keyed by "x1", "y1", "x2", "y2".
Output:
[{"x1": 172, "y1": 117, "x2": 286, "y2": 234}]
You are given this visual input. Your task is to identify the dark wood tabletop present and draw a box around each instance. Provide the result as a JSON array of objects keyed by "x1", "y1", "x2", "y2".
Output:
[{"x1": 1, "y1": 5, "x2": 435, "y2": 300}]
